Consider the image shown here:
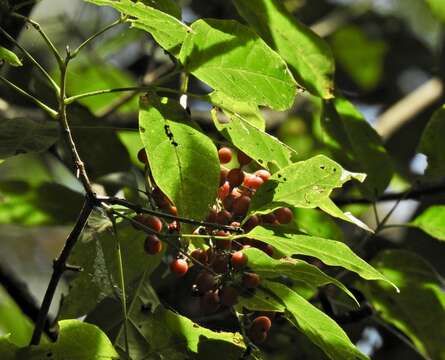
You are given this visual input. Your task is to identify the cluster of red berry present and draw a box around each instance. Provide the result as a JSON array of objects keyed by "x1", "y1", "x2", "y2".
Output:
[{"x1": 135, "y1": 146, "x2": 294, "y2": 344}]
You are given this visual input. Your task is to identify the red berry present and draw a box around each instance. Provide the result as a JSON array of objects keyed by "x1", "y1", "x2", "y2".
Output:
[
  {"x1": 201, "y1": 290, "x2": 220, "y2": 314},
  {"x1": 195, "y1": 271, "x2": 216, "y2": 294},
  {"x1": 170, "y1": 258, "x2": 188, "y2": 276},
  {"x1": 251, "y1": 316, "x2": 272, "y2": 332},
  {"x1": 206, "y1": 208, "x2": 218, "y2": 223},
  {"x1": 220, "y1": 286, "x2": 239, "y2": 307},
  {"x1": 144, "y1": 235, "x2": 163, "y2": 255},
  {"x1": 231, "y1": 251, "x2": 248, "y2": 270},
  {"x1": 237, "y1": 151, "x2": 252, "y2": 166},
  {"x1": 216, "y1": 210, "x2": 232, "y2": 225},
  {"x1": 223, "y1": 189, "x2": 242, "y2": 211},
  {"x1": 227, "y1": 168, "x2": 245, "y2": 188},
  {"x1": 232, "y1": 195, "x2": 251, "y2": 217},
  {"x1": 243, "y1": 174, "x2": 264, "y2": 190},
  {"x1": 167, "y1": 205, "x2": 178, "y2": 216},
  {"x1": 243, "y1": 272, "x2": 261, "y2": 289},
  {"x1": 218, "y1": 181, "x2": 230, "y2": 200},
  {"x1": 243, "y1": 215, "x2": 260, "y2": 232},
  {"x1": 137, "y1": 148, "x2": 148, "y2": 164},
  {"x1": 261, "y1": 213, "x2": 278, "y2": 224},
  {"x1": 135, "y1": 214, "x2": 163, "y2": 233},
  {"x1": 212, "y1": 254, "x2": 229, "y2": 273},
  {"x1": 214, "y1": 231, "x2": 231, "y2": 250},
  {"x1": 274, "y1": 207, "x2": 294, "y2": 224},
  {"x1": 254, "y1": 169, "x2": 271, "y2": 182},
  {"x1": 248, "y1": 328, "x2": 268, "y2": 344},
  {"x1": 220, "y1": 167, "x2": 229, "y2": 186},
  {"x1": 218, "y1": 147, "x2": 232, "y2": 164},
  {"x1": 152, "y1": 187, "x2": 171, "y2": 208},
  {"x1": 190, "y1": 249, "x2": 208, "y2": 264}
]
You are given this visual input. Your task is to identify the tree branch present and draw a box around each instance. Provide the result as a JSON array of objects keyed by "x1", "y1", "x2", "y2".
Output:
[{"x1": 29, "y1": 198, "x2": 94, "y2": 345}]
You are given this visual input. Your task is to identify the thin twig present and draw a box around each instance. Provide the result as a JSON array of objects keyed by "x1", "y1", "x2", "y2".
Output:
[
  {"x1": 29, "y1": 199, "x2": 94, "y2": 345},
  {"x1": 0, "y1": 75, "x2": 58, "y2": 118}
]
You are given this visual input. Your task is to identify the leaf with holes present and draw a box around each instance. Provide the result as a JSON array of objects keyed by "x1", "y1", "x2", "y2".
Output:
[
  {"x1": 322, "y1": 96, "x2": 393, "y2": 199},
  {"x1": 265, "y1": 281, "x2": 369, "y2": 360},
  {"x1": 179, "y1": 19, "x2": 297, "y2": 111},
  {"x1": 248, "y1": 154, "x2": 370, "y2": 230},
  {"x1": 210, "y1": 104, "x2": 297, "y2": 172},
  {"x1": 242, "y1": 247, "x2": 358, "y2": 304},
  {"x1": 139, "y1": 93, "x2": 219, "y2": 220},
  {"x1": 85, "y1": 0, "x2": 190, "y2": 55},
  {"x1": 234, "y1": 226, "x2": 396, "y2": 289},
  {"x1": 233, "y1": 0, "x2": 334, "y2": 98}
]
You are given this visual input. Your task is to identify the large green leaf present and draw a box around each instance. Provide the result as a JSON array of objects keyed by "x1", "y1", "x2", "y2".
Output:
[
  {"x1": 0, "y1": 117, "x2": 59, "y2": 161},
  {"x1": 60, "y1": 221, "x2": 162, "y2": 319},
  {"x1": 179, "y1": 19, "x2": 297, "y2": 111},
  {"x1": 210, "y1": 101, "x2": 297, "y2": 172},
  {"x1": 248, "y1": 154, "x2": 370, "y2": 229},
  {"x1": 418, "y1": 104, "x2": 445, "y2": 179},
  {"x1": 322, "y1": 96, "x2": 393, "y2": 199},
  {"x1": 411, "y1": 205, "x2": 445, "y2": 241},
  {"x1": 233, "y1": 0, "x2": 334, "y2": 99},
  {"x1": 265, "y1": 281, "x2": 368, "y2": 360},
  {"x1": 85, "y1": 0, "x2": 190, "y2": 55},
  {"x1": 243, "y1": 247, "x2": 357, "y2": 304},
  {"x1": 427, "y1": 0, "x2": 445, "y2": 23},
  {"x1": 235, "y1": 226, "x2": 395, "y2": 289},
  {"x1": 0, "y1": 46, "x2": 22, "y2": 67},
  {"x1": 139, "y1": 94, "x2": 219, "y2": 220},
  {"x1": 237, "y1": 288, "x2": 286, "y2": 313},
  {"x1": 358, "y1": 250, "x2": 445, "y2": 360},
  {"x1": 0, "y1": 320, "x2": 118, "y2": 360}
]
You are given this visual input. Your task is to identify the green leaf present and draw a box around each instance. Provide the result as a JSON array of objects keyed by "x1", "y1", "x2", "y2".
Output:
[
  {"x1": 358, "y1": 250, "x2": 445, "y2": 360},
  {"x1": 322, "y1": 96, "x2": 393, "y2": 199},
  {"x1": 60, "y1": 221, "x2": 162, "y2": 319},
  {"x1": 248, "y1": 154, "x2": 370, "y2": 230},
  {"x1": 139, "y1": 94, "x2": 219, "y2": 220},
  {"x1": 0, "y1": 46, "x2": 22, "y2": 67},
  {"x1": 139, "y1": 0, "x2": 181, "y2": 19},
  {"x1": 265, "y1": 281, "x2": 368, "y2": 360},
  {"x1": 85, "y1": 0, "x2": 190, "y2": 55},
  {"x1": 1, "y1": 320, "x2": 118, "y2": 360},
  {"x1": 237, "y1": 288, "x2": 285, "y2": 313},
  {"x1": 411, "y1": 205, "x2": 445, "y2": 241},
  {"x1": 179, "y1": 19, "x2": 297, "y2": 111},
  {"x1": 235, "y1": 226, "x2": 396, "y2": 289},
  {"x1": 243, "y1": 247, "x2": 358, "y2": 304},
  {"x1": 427, "y1": 0, "x2": 445, "y2": 23},
  {"x1": 331, "y1": 26, "x2": 387, "y2": 91},
  {"x1": 210, "y1": 104, "x2": 297, "y2": 172},
  {"x1": 233, "y1": 0, "x2": 334, "y2": 99},
  {"x1": 418, "y1": 104, "x2": 445, "y2": 179},
  {"x1": 0, "y1": 117, "x2": 59, "y2": 161},
  {"x1": 208, "y1": 90, "x2": 266, "y2": 130}
]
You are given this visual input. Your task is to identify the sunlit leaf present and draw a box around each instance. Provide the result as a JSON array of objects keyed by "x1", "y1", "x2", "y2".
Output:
[
  {"x1": 427, "y1": 0, "x2": 445, "y2": 23},
  {"x1": 265, "y1": 281, "x2": 368, "y2": 360},
  {"x1": 139, "y1": 93, "x2": 219, "y2": 220},
  {"x1": 233, "y1": 0, "x2": 334, "y2": 98},
  {"x1": 0, "y1": 46, "x2": 22, "y2": 67},
  {"x1": 411, "y1": 205, "x2": 445, "y2": 241},
  {"x1": 179, "y1": 19, "x2": 297, "y2": 111},
  {"x1": 322, "y1": 96, "x2": 393, "y2": 199}
]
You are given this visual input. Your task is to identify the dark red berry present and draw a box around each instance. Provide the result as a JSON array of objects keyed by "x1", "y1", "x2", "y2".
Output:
[
  {"x1": 134, "y1": 214, "x2": 163, "y2": 233},
  {"x1": 206, "y1": 208, "x2": 218, "y2": 223},
  {"x1": 251, "y1": 316, "x2": 272, "y2": 332},
  {"x1": 218, "y1": 181, "x2": 230, "y2": 200},
  {"x1": 274, "y1": 207, "x2": 294, "y2": 224},
  {"x1": 243, "y1": 272, "x2": 261, "y2": 289},
  {"x1": 248, "y1": 328, "x2": 267, "y2": 344},
  {"x1": 170, "y1": 258, "x2": 188, "y2": 276},
  {"x1": 201, "y1": 290, "x2": 220, "y2": 314},
  {"x1": 220, "y1": 167, "x2": 229, "y2": 186},
  {"x1": 144, "y1": 235, "x2": 162, "y2": 255},
  {"x1": 243, "y1": 215, "x2": 260, "y2": 232},
  {"x1": 218, "y1": 147, "x2": 232, "y2": 164},
  {"x1": 216, "y1": 210, "x2": 232, "y2": 225},
  {"x1": 243, "y1": 174, "x2": 264, "y2": 190},
  {"x1": 227, "y1": 168, "x2": 245, "y2": 188},
  {"x1": 261, "y1": 213, "x2": 278, "y2": 224},
  {"x1": 137, "y1": 148, "x2": 148, "y2": 164},
  {"x1": 220, "y1": 286, "x2": 239, "y2": 307},
  {"x1": 212, "y1": 254, "x2": 229, "y2": 273},
  {"x1": 254, "y1": 169, "x2": 271, "y2": 182},
  {"x1": 237, "y1": 151, "x2": 252, "y2": 166},
  {"x1": 232, "y1": 195, "x2": 251, "y2": 217},
  {"x1": 152, "y1": 187, "x2": 171, "y2": 208},
  {"x1": 231, "y1": 251, "x2": 248, "y2": 270},
  {"x1": 195, "y1": 271, "x2": 216, "y2": 294},
  {"x1": 190, "y1": 249, "x2": 208, "y2": 264}
]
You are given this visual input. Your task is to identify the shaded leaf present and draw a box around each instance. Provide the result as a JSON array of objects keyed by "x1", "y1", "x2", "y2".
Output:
[
  {"x1": 358, "y1": 250, "x2": 445, "y2": 360},
  {"x1": 233, "y1": 0, "x2": 334, "y2": 98},
  {"x1": 243, "y1": 247, "x2": 357, "y2": 304},
  {"x1": 236, "y1": 288, "x2": 285, "y2": 313},
  {"x1": 235, "y1": 226, "x2": 395, "y2": 289},
  {"x1": 265, "y1": 281, "x2": 368, "y2": 360},
  {"x1": 179, "y1": 19, "x2": 297, "y2": 111},
  {"x1": 0, "y1": 117, "x2": 59, "y2": 161},
  {"x1": 0, "y1": 46, "x2": 22, "y2": 67},
  {"x1": 248, "y1": 154, "x2": 370, "y2": 229},
  {"x1": 0, "y1": 320, "x2": 118, "y2": 360},
  {"x1": 211, "y1": 105, "x2": 296, "y2": 172},
  {"x1": 86, "y1": 0, "x2": 190, "y2": 55},
  {"x1": 418, "y1": 104, "x2": 445, "y2": 179},
  {"x1": 139, "y1": 94, "x2": 219, "y2": 220},
  {"x1": 322, "y1": 96, "x2": 393, "y2": 199},
  {"x1": 411, "y1": 205, "x2": 445, "y2": 241}
]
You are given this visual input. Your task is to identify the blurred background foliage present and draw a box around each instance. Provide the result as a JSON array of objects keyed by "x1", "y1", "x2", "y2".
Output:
[{"x1": 1, "y1": 0, "x2": 445, "y2": 358}]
